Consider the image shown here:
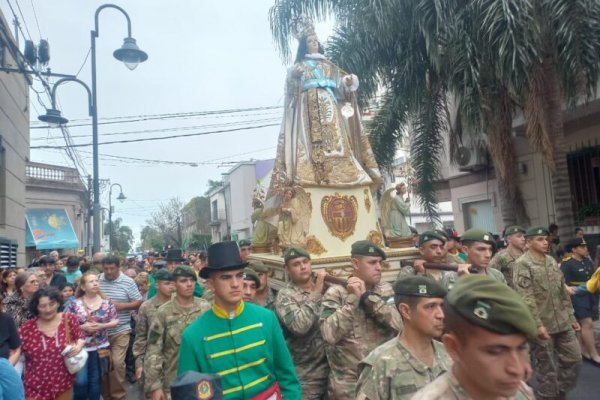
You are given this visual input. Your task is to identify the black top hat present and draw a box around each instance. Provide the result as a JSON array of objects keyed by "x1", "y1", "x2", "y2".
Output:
[
  {"x1": 200, "y1": 241, "x2": 248, "y2": 279},
  {"x1": 170, "y1": 371, "x2": 223, "y2": 400},
  {"x1": 165, "y1": 249, "x2": 185, "y2": 262}
]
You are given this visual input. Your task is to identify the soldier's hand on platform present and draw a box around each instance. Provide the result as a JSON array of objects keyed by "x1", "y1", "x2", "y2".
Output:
[
  {"x1": 347, "y1": 277, "x2": 366, "y2": 298},
  {"x1": 572, "y1": 322, "x2": 581, "y2": 332},
  {"x1": 313, "y1": 270, "x2": 326, "y2": 294},
  {"x1": 537, "y1": 326, "x2": 550, "y2": 340},
  {"x1": 151, "y1": 388, "x2": 166, "y2": 400},
  {"x1": 457, "y1": 264, "x2": 471, "y2": 276},
  {"x1": 412, "y1": 259, "x2": 426, "y2": 274},
  {"x1": 135, "y1": 366, "x2": 143, "y2": 384}
]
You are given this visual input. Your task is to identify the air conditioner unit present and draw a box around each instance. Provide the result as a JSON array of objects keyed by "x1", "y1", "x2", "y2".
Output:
[{"x1": 456, "y1": 144, "x2": 488, "y2": 172}]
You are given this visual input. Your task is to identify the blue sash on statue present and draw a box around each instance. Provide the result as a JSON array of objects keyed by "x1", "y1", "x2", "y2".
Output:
[{"x1": 302, "y1": 60, "x2": 337, "y2": 102}]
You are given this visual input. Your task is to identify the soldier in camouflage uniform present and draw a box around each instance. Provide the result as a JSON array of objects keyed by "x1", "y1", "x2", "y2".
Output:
[
  {"x1": 132, "y1": 269, "x2": 174, "y2": 384},
  {"x1": 513, "y1": 227, "x2": 582, "y2": 400},
  {"x1": 412, "y1": 275, "x2": 537, "y2": 400},
  {"x1": 356, "y1": 275, "x2": 451, "y2": 400},
  {"x1": 440, "y1": 229, "x2": 506, "y2": 291},
  {"x1": 320, "y1": 240, "x2": 403, "y2": 400},
  {"x1": 251, "y1": 261, "x2": 276, "y2": 310},
  {"x1": 398, "y1": 231, "x2": 454, "y2": 283},
  {"x1": 488, "y1": 226, "x2": 527, "y2": 287},
  {"x1": 145, "y1": 266, "x2": 211, "y2": 400},
  {"x1": 275, "y1": 247, "x2": 329, "y2": 399}
]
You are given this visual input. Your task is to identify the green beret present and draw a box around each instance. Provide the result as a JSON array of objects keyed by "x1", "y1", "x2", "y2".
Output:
[
  {"x1": 460, "y1": 228, "x2": 496, "y2": 248},
  {"x1": 248, "y1": 260, "x2": 269, "y2": 273},
  {"x1": 172, "y1": 265, "x2": 197, "y2": 280},
  {"x1": 447, "y1": 275, "x2": 537, "y2": 338},
  {"x1": 283, "y1": 247, "x2": 311, "y2": 263},
  {"x1": 242, "y1": 268, "x2": 261, "y2": 289},
  {"x1": 238, "y1": 239, "x2": 252, "y2": 248},
  {"x1": 504, "y1": 225, "x2": 526, "y2": 237},
  {"x1": 154, "y1": 269, "x2": 173, "y2": 282},
  {"x1": 418, "y1": 231, "x2": 447, "y2": 247},
  {"x1": 525, "y1": 226, "x2": 549, "y2": 237},
  {"x1": 351, "y1": 240, "x2": 386, "y2": 260},
  {"x1": 393, "y1": 275, "x2": 446, "y2": 304}
]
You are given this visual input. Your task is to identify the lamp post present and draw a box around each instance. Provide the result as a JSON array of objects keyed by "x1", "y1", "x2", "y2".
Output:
[
  {"x1": 108, "y1": 183, "x2": 126, "y2": 252},
  {"x1": 38, "y1": 4, "x2": 147, "y2": 254}
]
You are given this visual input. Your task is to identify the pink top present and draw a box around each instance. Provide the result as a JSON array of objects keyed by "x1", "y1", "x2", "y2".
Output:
[{"x1": 19, "y1": 312, "x2": 84, "y2": 400}]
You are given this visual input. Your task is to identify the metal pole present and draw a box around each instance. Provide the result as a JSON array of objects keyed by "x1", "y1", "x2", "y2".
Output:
[
  {"x1": 108, "y1": 185, "x2": 113, "y2": 252},
  {"x1": 87, "y1": 175, "x2": 92, "y2": 256},
  {"x1": 91, "y1": 30, "x2": 101, "y2": 254}
]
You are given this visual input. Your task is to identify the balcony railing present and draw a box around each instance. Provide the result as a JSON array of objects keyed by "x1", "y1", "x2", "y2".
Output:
[{"x1": 26, "y1": 161, "x2": 86, "y2": 188}]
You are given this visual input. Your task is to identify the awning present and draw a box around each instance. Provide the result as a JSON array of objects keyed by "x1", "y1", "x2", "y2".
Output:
[{"x1": 25, "y1": 208, "x2": 80, "y2": 249}]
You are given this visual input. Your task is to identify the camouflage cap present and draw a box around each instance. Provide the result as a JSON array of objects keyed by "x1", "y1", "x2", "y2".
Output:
[
  {"x1": 447, "y1": 275, "x2": 537, "y2": 338},
  {"x1": 283, "y1": 247, "x2": 311, "y2": 263},
  {"x1": 238, "y1": 239, "x2": 252, "y2": 248},
  {"x1": 154, "y1": 269, "x2": 174, "y2": 282},
  {"x1": 525, "y1": 226, "x2": 550, "y2": 237},
  {"x1": 393, "y1": 275, "x2": 446, "y2": 304},
  {"x1": 504, "y1": 225, "x2": 526, "y2": 237},
  {"x1": 351, "y1": 240, "x2": 386, "y2": 260},
  {"x1": 460, "y1": 228, "x2": 496, "y2": 249},
  {"x1": 242, "y1": 268, "x2": 261, "y2": 289},
  {"x1": 247, "y1": 260, "x2": 269, "y2": 273},
  {"x1": 418, "y1": 231, "x2": 447, "y2": 247},
  {"x1": 173, "y1": 265, "x2": 197, "y2": 280}
]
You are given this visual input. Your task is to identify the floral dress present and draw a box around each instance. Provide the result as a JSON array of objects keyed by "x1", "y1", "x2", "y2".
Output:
[
  {"x1": 19, "y1": 312, "x2": 83, "y2": 400},
  {"x1": 66, "y1": 298, "x2": 117, "y2": 350},
  {"x1": 2, "y1": 293, "x2": 33, "y2": 328}
]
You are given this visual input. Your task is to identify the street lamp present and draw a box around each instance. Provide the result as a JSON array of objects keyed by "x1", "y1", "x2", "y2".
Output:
[{"x1": 108, "y1": 183, "x2": 126, "y2": 252}]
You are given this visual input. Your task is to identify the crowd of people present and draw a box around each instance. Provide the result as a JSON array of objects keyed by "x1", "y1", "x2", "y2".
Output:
[{"x1": 0, "y1": 226, "x2": 598, "y2": 399}]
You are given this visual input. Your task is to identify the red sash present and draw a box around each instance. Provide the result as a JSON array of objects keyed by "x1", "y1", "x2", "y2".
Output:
[{"x1": 249, "y1": 382, "x2": 282, "y2": 400}]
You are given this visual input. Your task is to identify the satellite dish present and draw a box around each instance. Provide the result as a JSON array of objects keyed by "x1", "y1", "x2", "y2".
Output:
[{"x1": 456, "y1": 146, "x2": 472, "y2": 166}]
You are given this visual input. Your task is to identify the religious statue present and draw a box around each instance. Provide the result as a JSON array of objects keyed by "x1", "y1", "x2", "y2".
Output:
[
  {"x1": 277, "y1": 186, "x2": 311, "y2": 248},
  {"x1": 381, "y1": 182, "x2": 412, "y2": 237},
  {"x1": 250, "y1": 187, "x2": 273, "y2": 246}
]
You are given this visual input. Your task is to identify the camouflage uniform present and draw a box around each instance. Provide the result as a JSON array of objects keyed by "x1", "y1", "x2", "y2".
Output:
[
  {"x1": 132, "y1": 296, "x2": 168, "y2": 371},
  {"x1": 440, "y1": 267, "x2": 505, "y2": 291},
  {"x1": 264, "y1": 286, "x2": 276, "y2": 310},
  {"x1": 320, "y1": 282, "x2": 402, "y2": 400},
  {"x1": 513, "y1": 251, "x2": 582, "y2": 399},
  {"x1": 411, "y1": 369, "x2": 535, "y2": 399},
  {"x1": 356, "y1": 338, "x2": 451, "y2": 400},
  {"x1": 144, "y1": 297, "x2": 211, "y2": 398},
  {"x1": 275, "y1": 283, "x2": 329, "y2": 399},
  {"x1": 397, "y1": 266, "x2": 450, "y2": 283},
  {"x1": 488, "y1": 247, "x2": 523, "y2": 288}
]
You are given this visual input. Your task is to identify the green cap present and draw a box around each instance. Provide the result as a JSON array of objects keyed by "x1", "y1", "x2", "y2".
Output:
[
  {"x1": 154, "y1": 269, "x2": 173, "y2": 282},
  {"x1": 248, "y1": 260, "x2": 269, "y2": 273},
  {"x1": 242, "y1": 268, "x2": 261, "y2": 289},
  {"x1": 504, "y1": 226, "x2": 526, "y2": 237},
  {"x1": 283, "y1": 247, "x2": 311, "y2": 263},
  {"x1": 447, "y1": 275, "x2": 537, "y2": 338},
  {"x1": 351, "y1": 240, "x2": 386, "y2": 260},
  {"x1": 418, "y1": 231, "x2": 447, "y2": 247},
  {"x1": 393, "y1": 275, "x2": 446, "y2": 305},
  {"x1": 525, "y1": 226, "x2": 549, "y2": 237},
  {"x1": 460, "y1": 228, "x2": 496, "y2": 248},
  {"x1": 238, "y1": 239, "x2": 252, "y2": 248},
  {"x1": 173, "y1": 265, "x2": 197, "y2": 280}
]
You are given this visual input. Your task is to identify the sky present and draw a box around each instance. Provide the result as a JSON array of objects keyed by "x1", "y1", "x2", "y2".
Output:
[{"x1": 1, "y1": 0, "x2": 333, "y2": 246}]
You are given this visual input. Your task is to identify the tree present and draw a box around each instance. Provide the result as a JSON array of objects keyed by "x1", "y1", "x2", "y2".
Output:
[
  {"x1": 204, "y1": 179, "x2": 223, "y2": 196},
  {"x1": 145, "y1": 197, "x2": 185, "y2": 249},
  {"x1": 139, "y1": 225, "x2": 164, "y2": 252},
  {"x1": 104, "y1": 217, "x2": 133, "y2": 256},
  {"x1": 183, "y1": 196, "x2": 211, "y2": 234},
  {"x1": 187, "y1": 233, "x2": 212, "y2": 252}
]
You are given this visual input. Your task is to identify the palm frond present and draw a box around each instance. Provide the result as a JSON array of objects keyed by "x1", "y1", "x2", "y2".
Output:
[{"x1": 367, "y1": 89, "x2": 408, "y2": 169}]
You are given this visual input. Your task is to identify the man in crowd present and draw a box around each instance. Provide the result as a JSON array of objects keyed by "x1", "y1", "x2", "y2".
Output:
[
  {"x1": 320, "y1": 240, "x2": 402, "y2": 400},
  {"x1": 38, "y1": 255, "x2": 67, "y2": 288},
  {"x1": 99, "y1": 255, "x2": 143, "y2": 400},
  {"x1": 398, "y1": 231, "x2": 452, "y2": 282},
  {"x1": 275, "y1": 247, "x2": 329, "y2": 399},
  {"x1": 62, "y1": 255, "x2": 82, "y2": 284},
  {"x1": 178, "y1": 241, "x2": 301, "y2": 399},
  {"x1": 132, "y1": 269, "x2": 174, "y2": 385},
  {"x1": 443, "y1": 229, "x2": 466, "y2": 263},
  {"x1": 239, "y1": 239, "x2": 252, "y2": 262},
  {"x1": 148, "y1": 249, "x2": 203, "y2": 299},
  {"x1": 241, "y1": 267, "x2": 260, "y2": 303},
  {"x1": 412, "y1": 275, "x2": 536, "y2": 399},
  {"x1": 90, "y1": 251, "x2": 106, "y2": 274},
  {"x1": 489, "y1": 225, "x2": 527, "y2": 287},
  {"x1": 145, "y1": 266, "x2": 210, "y2": 400},
  {"x1": 251, "y1": 261, "x2": 276, "y2": 310},
  {"x1": 356, "y1": 275, "x2": 451, "y2": 399},
  {"x1": 513, "y1": 226, "x2": 582, "y2": 400}
]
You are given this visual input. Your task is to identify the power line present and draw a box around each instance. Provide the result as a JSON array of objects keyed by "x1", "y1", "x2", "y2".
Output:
[
  {"x1": 28, "y1": 0, "x2": 42, "y2": 38},
  {"x1": 30, "y1": 123, "x2": 280, "y2": 149},
  {"x1": 74, "y1": 47, "x2": 91, "y2": 77}
]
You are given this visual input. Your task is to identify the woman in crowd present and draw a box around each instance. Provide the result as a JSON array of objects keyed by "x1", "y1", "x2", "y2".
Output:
[
  {"x1": 1, "y1": 268, "x2": 17, "y2": 299},
  {"x1": 60, "y1": 282, "x2": 76, "y2": 311},
  {"x1": 66, "y1": 273, "x2": 118, "y2": 400},
  {"x1": 2, "y1": 271, "x2": 39, "y2": 327},
  {"x1": 19, "y1": 287, "x2": 84, "y2": 400},
  {"x1": 0, "y1": 299, "x2": 24, "y2": 399}
]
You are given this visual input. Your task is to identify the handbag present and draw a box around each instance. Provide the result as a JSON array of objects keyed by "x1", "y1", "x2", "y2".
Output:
[
  {"x1": 62, "y1": 313, "x2": 88, "y2": 374},
  {"x1": 97, "y1": 347, "x2": 113, "y2": 376}
]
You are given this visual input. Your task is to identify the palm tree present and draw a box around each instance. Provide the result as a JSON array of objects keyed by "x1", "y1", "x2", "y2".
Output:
[{"x1": 269, "y1": 0, "x2": 600, "y2": 238}]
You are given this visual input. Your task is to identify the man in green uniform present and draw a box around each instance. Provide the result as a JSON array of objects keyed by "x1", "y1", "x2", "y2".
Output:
[
  {"x1": 241, "y1": 267, "x2": 260, "y2": 303},
  {"x1": 238, "y1": 239, "x2": 252, "y2": 262},
  {"x1": 412, "y1": 275, "x2": 537, "y2": 399},
  {"x1": 251, "y1": 260, "x2": 276, "y2": 310},
  {"x1": 145, "y1": 266, "x2": 211, "y2": 400},
  {"x1": 132, "y1": 269, "x2": 174, "y2": 384},
  {"x1": 320, "y1": 240, "x2": 403, "y2": 400},
  {"x1": 275, "y1": 247, "x2": 329, "y2": 399},
  {"x1": 398, "y1": 231, "x2": 453, "y2": 282},
  {"x1": 489, "y1": 226, "x2": 527, "y2": 287},
  {"x1": 356, "y1": 275, "x2": 451, "y2": 399},
  {"x1": 513, "y1": 227, "x2": 582, "y2": 400},
  {"x1": 178, "y1": 241, "x2": 301, "y2": 399},
  {"x1": 147, "y1": 249, "x2": 203, "y2": 299},
  {"x1": 440, "y1": 228, "x2": 506, "y2": 291}
]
